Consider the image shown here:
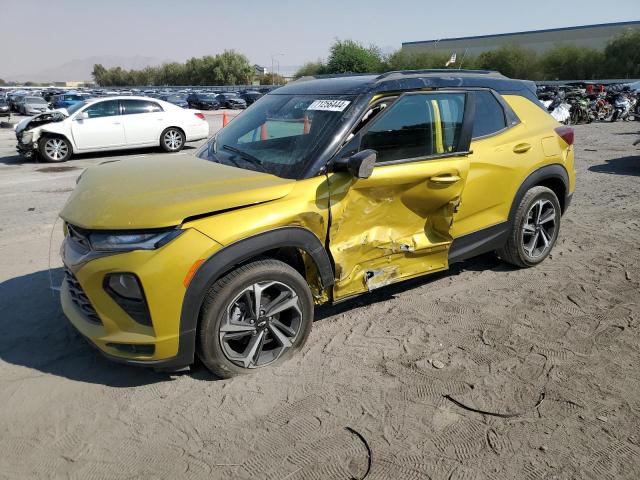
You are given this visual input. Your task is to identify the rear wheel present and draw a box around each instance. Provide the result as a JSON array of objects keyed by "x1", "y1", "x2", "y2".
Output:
[
  {"x1": 498, "y1": 186, "x2": 561, "y2": 268},
  {"x1": 197, "y1": 259, "x2": 314, "y2": 378},
  {"x1": 38, "y1": 136, "x2": 72, "y2": 162},
  {"x1": 160, "y1": 127, "x2": 185, "y2": 152}
]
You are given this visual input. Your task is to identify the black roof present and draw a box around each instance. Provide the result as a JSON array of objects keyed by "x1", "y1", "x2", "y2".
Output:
[{"x1": 275, "y1": 69, "x2": 538, "y2": 100}]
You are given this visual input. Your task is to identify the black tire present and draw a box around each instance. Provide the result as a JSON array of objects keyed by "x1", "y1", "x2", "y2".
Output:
[
  {"x1": 197, "y1": 259, "x2": 314, "y2": 378},
  {"x1": 497, "y1": 186, "x2": 561, "y2": 268},
  {"x1": 160, "y1": 127, "x2": 185, "y2": 152},
  {"x1": 38, "y1": 135, "x2": 72, "y2": 162}
]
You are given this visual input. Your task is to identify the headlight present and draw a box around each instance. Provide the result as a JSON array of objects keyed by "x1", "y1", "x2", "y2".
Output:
[
  {"x1": 20, "y1": 131, "x2": 33, "y2": 144},
  {"x1": 89, "y1": 228, "x2": 183, "y2": 251}
]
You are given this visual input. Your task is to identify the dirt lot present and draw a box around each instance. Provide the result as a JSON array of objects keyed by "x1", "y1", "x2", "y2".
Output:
[{"x1": 0, "y1": 117, "x2": 639, "y2": 479}]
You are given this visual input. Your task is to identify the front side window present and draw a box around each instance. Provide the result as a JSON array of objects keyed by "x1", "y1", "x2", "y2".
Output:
[
  {"x1": 197, "y1": 94, "x2": 354, "y2": 179},
  {"x1": 84, "y1": 100, "x2": 120, "y2": 118},
  {"x1": 121, "y1": 99, "x2": 162, "y2": 115},
  {"x1": 361, "y1": 92, "x2": 466, "y2": 163},
  {"x1": 472, "y1": 91, "x2": 507, "y2": 138}
]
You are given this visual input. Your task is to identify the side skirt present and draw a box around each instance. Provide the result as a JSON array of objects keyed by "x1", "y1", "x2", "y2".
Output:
[{"x1": 448, "y1": 222, "x2": 510, "y2": 264}]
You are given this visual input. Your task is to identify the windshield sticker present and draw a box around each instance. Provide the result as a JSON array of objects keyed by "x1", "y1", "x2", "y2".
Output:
[{"x1": 307, "y1": 100, "x2": 351, "y2": 112}]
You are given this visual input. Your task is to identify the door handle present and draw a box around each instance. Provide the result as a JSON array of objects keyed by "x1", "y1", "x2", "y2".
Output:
[
  {"x1": 513, "y1": 143, "x2": 531, "y2": 153},
  {"x1": 429, "y1": 174, "x2": 461, "y2": 185}
]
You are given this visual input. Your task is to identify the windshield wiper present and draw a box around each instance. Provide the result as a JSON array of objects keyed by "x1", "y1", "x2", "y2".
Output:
[{"x1": 221, "y1": 144, "x2": 265, "y2": 170}]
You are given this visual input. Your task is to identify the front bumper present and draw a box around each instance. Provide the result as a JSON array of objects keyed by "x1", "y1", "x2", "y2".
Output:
[
  {"x1": 59, "y1": 227, "x2": 222, "y2": 369},
  {"x1": 16, "y1": 132, "x2": 36, "y2": 157}
]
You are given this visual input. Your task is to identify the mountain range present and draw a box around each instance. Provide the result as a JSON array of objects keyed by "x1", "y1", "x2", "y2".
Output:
[{"x1": 5, "y1": 55, "x2": 171, "y2": 83}]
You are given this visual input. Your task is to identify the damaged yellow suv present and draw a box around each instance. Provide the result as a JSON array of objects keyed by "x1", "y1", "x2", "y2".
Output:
[{"x1": 60, "y1": 70, "x2": 575, "y2": 377}]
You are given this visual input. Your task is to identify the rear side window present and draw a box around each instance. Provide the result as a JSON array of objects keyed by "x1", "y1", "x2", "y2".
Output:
[
  {"x1": 472, "y1": 91, "x2": 507, "y2": 138},
  {"x1": 361, "y1": 92, "x2": 466, "y2": 163},
  {"x1": 85, "y1": 100, "x2": 120, "y2": 118},
  {"x1": 121, "y1": 99, "x2": 163, "y2": 115}
]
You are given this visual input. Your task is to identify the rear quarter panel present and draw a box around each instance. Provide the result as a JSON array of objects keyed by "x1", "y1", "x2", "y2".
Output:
[{"x1": 450, "y1": 94, "x2": 575, "y2": 239}]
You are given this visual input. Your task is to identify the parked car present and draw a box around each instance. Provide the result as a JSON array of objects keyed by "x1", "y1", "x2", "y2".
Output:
[
  {"x1": 161, "y1": 94, "x2": 189, "y2": 108},
  {"x1": 57, "y1": 70, "x2": 575, "y2": 376},
  {"x1": 215, "y1": 92, "x2": 247, "y2": 109},
  {"x1": 8, "y1": 93, "x2": 27, "y2": 112},
  {"x1": 20, "y1": 96, "x2": 50, "y2": 115},
  {"x1": 0, "y1": 98, "x2": 10, "y2": 117},
  {"x1": 239, "y1": 90, "x2": 263, "y2": 106},
  {"x1": 187, "y1": 93, "x2": 220, "y2": 110},
  {"x1": 15, "y1": 96, "x2": 209, "y2": 162},
  {"x1": 51, "y1": 93, "x2": 85, "y2": 110}
]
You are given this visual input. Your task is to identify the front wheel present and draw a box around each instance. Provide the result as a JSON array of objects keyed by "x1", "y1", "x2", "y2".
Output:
[
  {"x1": 38, "y1": 136, "x2": 72, "y2": 162},
  {"x1": 498, "y1": 186, "x2": 561, "y2": 268},
  {"x1": 160, "y1": 127, "x2": 185, "y2": 152},
  {"x1": 197, "y1": 259, "x2": 314, "y2": 378}
]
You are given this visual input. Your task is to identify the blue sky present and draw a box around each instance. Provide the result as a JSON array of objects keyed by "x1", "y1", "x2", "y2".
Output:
[{"x1": 2, "y1": 0, "x2": 639, "y2": 76}]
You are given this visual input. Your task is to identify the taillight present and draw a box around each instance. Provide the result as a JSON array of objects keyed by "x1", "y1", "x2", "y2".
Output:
[
  {"x1": 554, "y1": 126, "x2": 574, "y2": 146},
  {"x1": 194, "y1": 112, "x2": 205, "y2": 120}
]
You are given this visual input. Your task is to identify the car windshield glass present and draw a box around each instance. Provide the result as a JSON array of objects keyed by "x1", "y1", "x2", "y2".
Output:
[
  {"x1": 66, "y1": 95, "x2": 83, "y2": 101},
  {"x1": 197, "y1": 94, "x2": 354, "y2": 179},
  {"x1": 200, "y1": 94, "x2": 217, "y2": 100},
  {"x1": 66, "y1": 101, "x2": 87, "y2": 115},
  {"x1": 26, "y1": 97, "x2": 46, "y2": 103},
  {"x1": 168, "y1": 95, "x2": 185, "y2": 101}
]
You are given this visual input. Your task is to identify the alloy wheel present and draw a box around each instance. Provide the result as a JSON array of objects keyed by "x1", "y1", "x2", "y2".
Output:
[
  {"x1": 44, "y1": 138, "x2": 68, "y2": 161},
  {"x1": 522, "y1": 199, "x2": 556, "y2": 259},
  {"x1": 163, "y1": 129, "x2": 183, "y2": 150},
  {"x1": 219, "y1": 281, "x2": 302, "y2": 369}
]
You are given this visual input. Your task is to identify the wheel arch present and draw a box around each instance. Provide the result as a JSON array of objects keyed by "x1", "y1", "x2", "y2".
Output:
[
  {"x1": 509, "y1": 164, "x2": 569, "y2": 223},
  {"x1": 37, "y1": 131, "x2": 75, "y2": 156},
  {"x1": 172, "y1": 227, "x2": 334, "y2": 369},
  {"x1": 160, "y1": 125, "x2": 186, "y2": 144}
]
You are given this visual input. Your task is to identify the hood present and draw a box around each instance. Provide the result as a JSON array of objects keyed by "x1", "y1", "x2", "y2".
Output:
[
  {"x1": 15, "y1": 110, "x2": 67, "y2": 133},
  {"x1": 60, "y1": 154, "x2": 296, "y2": 230}
]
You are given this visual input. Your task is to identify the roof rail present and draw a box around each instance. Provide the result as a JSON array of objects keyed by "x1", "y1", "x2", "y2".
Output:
[
  {"x1": 376, "y1": 69, "x2": 502, "y2": 81},
  {"x1": 290, "y1": 72, "x2": 378, "y2": 84}
]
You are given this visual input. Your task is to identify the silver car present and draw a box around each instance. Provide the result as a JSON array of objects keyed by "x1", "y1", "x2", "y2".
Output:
[{"x1": 21, "y1": 96, "x2": 50, "y2": 115}]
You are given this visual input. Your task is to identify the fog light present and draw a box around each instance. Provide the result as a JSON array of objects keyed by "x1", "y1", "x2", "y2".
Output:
[
  {"x1": 104, "y1": 273, "x2": 152, "y2": 326},
  {"x1": 107, "y1": 273, "x2": 143, "y2": 300}
]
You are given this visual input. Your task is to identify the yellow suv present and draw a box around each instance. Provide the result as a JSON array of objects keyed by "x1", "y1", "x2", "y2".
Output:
[{"x1": 60, "y1": 70, "x2": 575, "y2": 377}]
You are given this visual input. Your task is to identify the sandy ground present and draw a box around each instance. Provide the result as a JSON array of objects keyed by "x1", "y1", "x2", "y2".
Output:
[{"x1": 0, "y1": 116, "x2": 639, "y2": 479}]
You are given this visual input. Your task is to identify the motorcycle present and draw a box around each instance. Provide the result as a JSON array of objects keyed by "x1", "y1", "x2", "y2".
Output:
[{"x1": 611, "y1": 92, "x2": 633, "y2": 122}]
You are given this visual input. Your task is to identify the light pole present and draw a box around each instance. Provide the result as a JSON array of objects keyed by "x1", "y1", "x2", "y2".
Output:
[{"x1": 270, "y1": 53, "x2": 284, "y2": 85}]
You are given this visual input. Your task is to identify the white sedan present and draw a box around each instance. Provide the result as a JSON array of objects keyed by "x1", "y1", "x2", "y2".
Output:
[{"x1": 15, "y1": 96, "x2": 210, "y2": 162}]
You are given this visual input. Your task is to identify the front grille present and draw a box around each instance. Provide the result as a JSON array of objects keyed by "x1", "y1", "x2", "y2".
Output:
[
  {"x1": 65, "y1": 268, "x2": 102, "y2": 325},
  {"x1": 66, "y1": 223, "x2": 91, "y2": 250}
]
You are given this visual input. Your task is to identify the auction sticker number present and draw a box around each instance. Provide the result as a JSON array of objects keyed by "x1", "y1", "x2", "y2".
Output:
[{"x1": 307, "y1": 100, "x2": 351, "y2": 112}]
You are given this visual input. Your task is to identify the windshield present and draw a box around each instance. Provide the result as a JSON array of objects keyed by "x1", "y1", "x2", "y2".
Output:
[
  {"x1": 26, "y1": 97, "x2": 47, "y2": 104},
  {"x1": 66, "y1": 101, "x2": 87, "y2": 115},
  {"x1": 167, "y1": 95, "x2": 186, "y2": 102},
  {"x1": 197, "y1": 94, "x2": 354, "y2": 179}
]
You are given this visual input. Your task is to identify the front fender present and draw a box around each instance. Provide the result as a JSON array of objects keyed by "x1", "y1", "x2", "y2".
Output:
[{"x1": 175, "y1": 226, "x2": 334, "y2": 367}]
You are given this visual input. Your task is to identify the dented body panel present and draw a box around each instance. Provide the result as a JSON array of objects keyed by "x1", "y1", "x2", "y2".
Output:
[{"x1": 328, "y1": 155, "x2": 469, "y2": 299}]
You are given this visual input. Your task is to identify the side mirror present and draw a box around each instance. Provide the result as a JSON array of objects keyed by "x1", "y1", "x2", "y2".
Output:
[
  {"x1": 333, "y1": 149, "x2": 377, "y2": 179},
  {"x1": 76, "y1": 111, "x2": 89, "y2": 120}
]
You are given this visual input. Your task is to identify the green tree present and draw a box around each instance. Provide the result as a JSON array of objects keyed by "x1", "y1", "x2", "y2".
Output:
[
  {"x1": 294, "y1": 61, "x2": 324, "y2": 79},
  {"x1": 324, "y1": 39, "x2": 385, "y2": 74},
  {"x1": 0, "y1": 78, "x2": 6, "y2": 86},
  {"x1": 540, "y1": 45, "x2": 604, "y2": 80},
  {"x1": 213, "y1": 50, "x2": 254, "y2": 85},
  {"x1": 603, "y1": 29, "x2": 640, "y2": 78},
  {"x1": 476, "y1": 44, "x2": 541, "y2": 79},
  {"x1": 258, "y1": 73, "x2": 285, "y2": 85}
]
